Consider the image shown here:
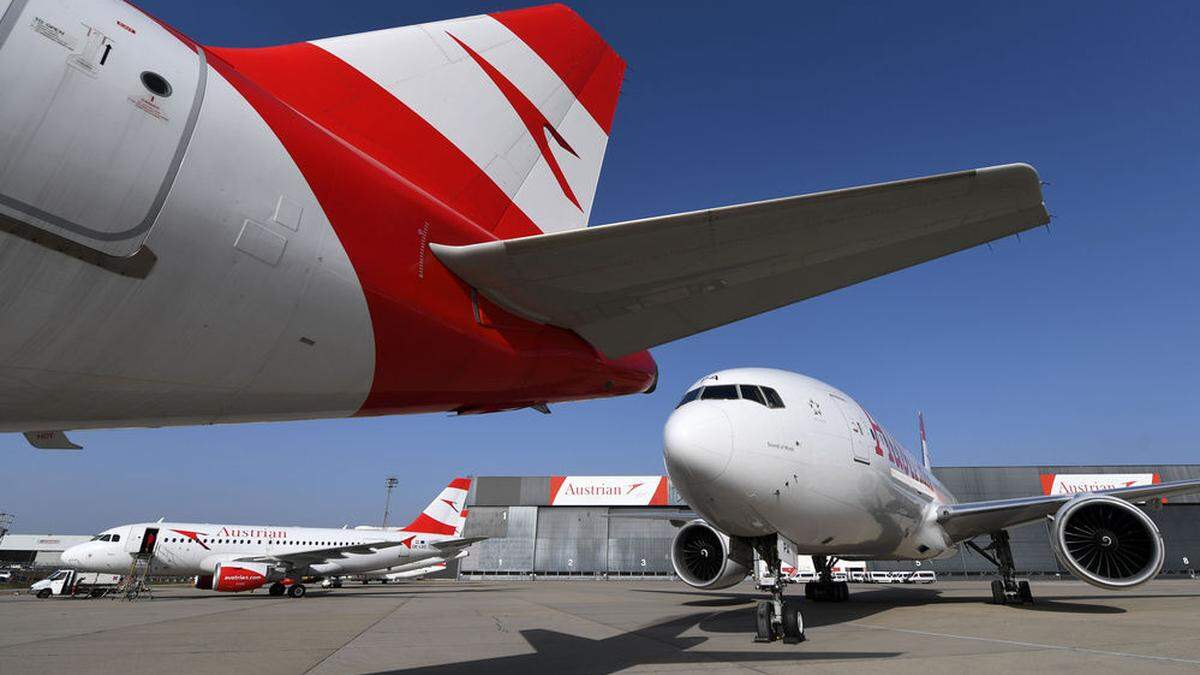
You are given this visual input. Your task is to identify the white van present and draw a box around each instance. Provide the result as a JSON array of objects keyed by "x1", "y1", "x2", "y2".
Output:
[{"x1": 868, "y1": 571, "x2": 894, "y2": 584}]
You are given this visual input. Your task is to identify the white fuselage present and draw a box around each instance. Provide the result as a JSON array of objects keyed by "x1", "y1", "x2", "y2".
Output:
[
  {"x1": 61, "y1": 522, "x2": 453, "y2": 577},
  {"x1": 664, "y1": 368, "x2": 958, "y2": 560}
]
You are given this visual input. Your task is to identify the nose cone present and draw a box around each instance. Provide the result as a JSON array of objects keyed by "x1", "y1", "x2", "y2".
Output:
[
  {"x1": 664, "y1": 403, "x2": 734, "y2": 485},
  {"x1": 60, "y1": 546, "x2": 80, "y2": 566}
]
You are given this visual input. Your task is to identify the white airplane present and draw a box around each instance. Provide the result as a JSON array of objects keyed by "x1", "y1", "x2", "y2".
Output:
[
  {"x1": 359, "y1": 551, "x2": 467, "y2": 584},
  {"x1": 0, "y1": 0, "x2": 1049, "y2": 447},
  {"x1": 660, "y1": 368, "x2": 1200, "y2": 643},
  {"x1": 60, "y1": 478, "x2": 481, "y2": 598}
]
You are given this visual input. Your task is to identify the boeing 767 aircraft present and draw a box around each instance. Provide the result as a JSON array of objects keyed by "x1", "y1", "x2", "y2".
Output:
[
  {"x1": 0, "y1": 1, "x2": 1048, "y2": 447},
  {"x1": 658, "y1": 369, "x2": 1200, "y2": 643}
]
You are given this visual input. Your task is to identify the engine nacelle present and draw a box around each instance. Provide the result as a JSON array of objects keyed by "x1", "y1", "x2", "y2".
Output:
[
  {"x1": 1050, "y1": 495, "x2": 1164, "y2": 590},
  {"x1": 670, "y1": 520, "x2": 753, "y2": 590},
  {"x1": 212, "y1": 562, "x2": 279, "y2": 593},
  {"x1": 193, "y1": 574, "x2": 214, "y2": 590}
]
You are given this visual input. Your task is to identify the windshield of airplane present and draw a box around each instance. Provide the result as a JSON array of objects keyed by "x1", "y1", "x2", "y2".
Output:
[{"x1": 676, "y1": 384, "x2": 785, "y2": 409}]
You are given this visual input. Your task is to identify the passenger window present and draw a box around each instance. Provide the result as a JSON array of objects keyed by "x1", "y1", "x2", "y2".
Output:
[
  {"x1": 676, "y1": 388, "x2": 703, "y2": 408},
  {"x1": 762, "y1": 387, "x2": 785, "y2": 409},
  {"x1": 739, "y1": 385, "x2": 766, "y2": 406},
  {"x1": 700, "y1": 385, "x2": 738, "y2": 400}
]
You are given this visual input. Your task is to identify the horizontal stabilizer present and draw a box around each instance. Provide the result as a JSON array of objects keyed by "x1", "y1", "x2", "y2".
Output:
[{"x1": 433, "y1": 164, "x2": 1049, "y2": 357}]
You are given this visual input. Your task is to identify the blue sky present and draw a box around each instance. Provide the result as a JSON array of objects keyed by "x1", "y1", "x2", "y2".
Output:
[{"x1": 5, "y1": 1, "x2": 1199, "y2": 534}]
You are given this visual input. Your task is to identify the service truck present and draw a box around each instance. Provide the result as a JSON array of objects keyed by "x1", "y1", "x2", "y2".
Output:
[{"x1": 30, "y1": 569, "x2": 122, "y2": 598}]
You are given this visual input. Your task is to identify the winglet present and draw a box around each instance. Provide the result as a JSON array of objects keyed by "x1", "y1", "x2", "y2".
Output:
[{"x1": 918, "y1": 412, "x2": 931, "y2": 469}]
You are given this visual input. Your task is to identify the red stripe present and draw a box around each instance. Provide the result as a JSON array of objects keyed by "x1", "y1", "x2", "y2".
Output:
[
  {"x1": 491, "y1": 4, "x2": 625, "y2": 135},
  {"x1": 549, "y1": 476, "x2": 566, "y2": 504},
  {"x1": 207, "y1": 43, "x2": 542, "y2": 241},
  {"x1": 1039, "y1": 473, "x2": 1055, "y2": 495},
  {"x1": 650, "y1": 477, "x2": 669, "y2": 506},
  {"x1": 449, "y1": 477, "x2": 472, "y2": 491},
  {"x1": 402, "y1": 513, "x2": 457, "y2": 536}
]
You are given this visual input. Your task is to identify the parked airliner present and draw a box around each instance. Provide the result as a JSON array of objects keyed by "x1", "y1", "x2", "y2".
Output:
[
  {"x1": 659, "y1": 369, "x2": 1200, "y2": 643},
  {"x1": 0, "y1": 1, "x2": 1048, "y2": 447},
  {"x1": 60, "y1": 478, "x2": 480, "y2": 597}
]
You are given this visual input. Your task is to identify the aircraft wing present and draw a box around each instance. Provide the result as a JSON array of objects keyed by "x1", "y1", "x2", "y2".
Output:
[
  {"x1": 937, "y1": 478, "x2": 1200, "y2": 542},
  {"x1": 432, "y1": 163, "x2": 1048, "y2": 357},
  {"x1": 234, "y1": 540, "x2": 408, "y2": 567},
  {"x1": 431, "y1": 536, "x2": 488, "y2": 551}
]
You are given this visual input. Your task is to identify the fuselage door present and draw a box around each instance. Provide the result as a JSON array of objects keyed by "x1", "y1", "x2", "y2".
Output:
[
  {"x1": 0, "y1": 0, "x2": 204, "y2": 256},
  {"x1": 829, "y1": 394, "x2": 872, "y2": 464}
]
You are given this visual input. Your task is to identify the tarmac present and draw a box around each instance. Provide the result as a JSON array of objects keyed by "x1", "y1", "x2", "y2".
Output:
[{"x1": 1, "y1": 578, "x2": 1199, "y2": 674}]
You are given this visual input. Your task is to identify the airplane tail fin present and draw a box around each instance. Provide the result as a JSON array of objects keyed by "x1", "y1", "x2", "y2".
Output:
[
  {"x1": 919, "y1": 412, "x2": 932, "y2": 469},
  {"x1": 401, "y1": 478, "x2": 472, "y2": 536},
  {"x1": 294, "y1": 4, "x2": 624, "y2": 239}
]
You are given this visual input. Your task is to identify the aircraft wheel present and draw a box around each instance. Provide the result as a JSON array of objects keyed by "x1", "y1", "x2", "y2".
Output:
[
  {"x1": 990, "y1": 580, "x2": 1006, "y2": 604},
  {"x1": 287, "y1": 583, "x2": 306, "y2": 598},
  {"x1": 36, "y1": 588, "x2": 51, "y2": 599},
  {"x1": 837, "y1": 581, "x2": 850, "y2": 602},
  {"x1": 268, "y1": 582, "x2": 285, "y2": 597},
  {"x1": 754, "y1": 600, "x2": 775, "y2": 642},
  {"x1": 804, "y1": 582, "x2": 814, "y2": 600},
  {"x1": 1017, "y1": 580, "x2": 1033, "y2": 604},
  {"x1": 781, "y1": 601, "x2": 805, "y2": 643}
]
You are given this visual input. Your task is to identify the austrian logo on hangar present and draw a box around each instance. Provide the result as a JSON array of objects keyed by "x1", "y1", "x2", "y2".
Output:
[
  {"x1": 549, "y1": 476, "x2": 670, "y2": 506},
  {"x1": 1040, "y1": 472, "x2": 1161, "y2": 496}
]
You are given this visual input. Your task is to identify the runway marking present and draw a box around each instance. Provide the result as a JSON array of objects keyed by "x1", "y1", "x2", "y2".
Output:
[{"x1": 849, "y1": 623, "x2": 1200, "y2": 666}]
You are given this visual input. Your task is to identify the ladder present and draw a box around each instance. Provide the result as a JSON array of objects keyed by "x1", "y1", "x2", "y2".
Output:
[{"x1": 115, "y1": 551, "x2": 155, "y2": 600}]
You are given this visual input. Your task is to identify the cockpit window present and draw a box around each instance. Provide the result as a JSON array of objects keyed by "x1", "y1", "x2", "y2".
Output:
[
  {"x1": 700, "y1": 385, "x2": 738, "y2": 400},
  {"x1": 99, "y1": 534, "x2": 111, "y2": 542},
  {"x1": 762, "y1": 387, "x2": 785, "y2": 409},
  {"x1": 110, "y1": 534, "x2": 120, "y2": 542},
  {"x1": 676, "y1": 388, "x2": 703, "y2": 408},
  {"x1": 739, "y1": 385, "x2": 766, "y2": 406}
]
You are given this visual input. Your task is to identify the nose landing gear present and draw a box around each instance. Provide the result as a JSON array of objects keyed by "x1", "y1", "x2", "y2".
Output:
[{"x1": 752, "y1": 537, "x2": 805, "y2": 643}]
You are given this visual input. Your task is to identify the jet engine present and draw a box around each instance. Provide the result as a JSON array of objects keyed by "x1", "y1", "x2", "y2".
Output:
[
  {"x1": 670, "y1": 520, "x2": 753, "y2": 589},
  {"x1": 1050, "y1": 495, "x2": 1164, "y2": 590},
  {"x1": 193, "y1": 574, "x2": 214, "y2": 590},
  {"x1": 212, "y1": 562, "x2": 280, "y2": 592}
]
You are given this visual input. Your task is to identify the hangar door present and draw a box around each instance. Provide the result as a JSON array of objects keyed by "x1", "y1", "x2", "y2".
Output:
[
  {"x1": 0, "y1": 0, "x2": 204, "y2": 256},
  {"x1": 607, "y1": 508, "x2": 675, "y2": 574},
  {"x1": 535, "y1": 508, "x2": 607, "y2": 574},
  {"x1": 457, "y1": 506, "x2": 536, "y2": 573}
]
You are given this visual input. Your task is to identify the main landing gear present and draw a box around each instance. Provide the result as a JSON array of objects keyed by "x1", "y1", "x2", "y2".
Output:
[
  {"x1": 805, "y1": 555, "x2": 850, "y2": 602},
  {"x1": 269, "y1": 581, "x2": 307, "y2": 598},
  {"x1": 751, "y1": 537, "x2": 805, "y2": 643},
  {"x1": 965, "y1": 530, "x2": 1033, "y2": 605}
]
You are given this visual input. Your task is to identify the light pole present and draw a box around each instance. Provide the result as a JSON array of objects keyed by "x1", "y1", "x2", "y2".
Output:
[{"x1": 382, "y1": 477, "x2": 399, "y2": 528}]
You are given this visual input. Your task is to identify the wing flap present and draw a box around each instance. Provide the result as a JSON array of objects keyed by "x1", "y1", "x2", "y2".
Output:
[{"x1": 433, "y1": 163, "x2": 1049, "y2": 357}]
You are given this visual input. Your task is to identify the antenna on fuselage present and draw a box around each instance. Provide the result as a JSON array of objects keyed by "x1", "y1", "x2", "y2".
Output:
[{"x1": 918, "y1": 412, "x2": 931, "y2": 469}]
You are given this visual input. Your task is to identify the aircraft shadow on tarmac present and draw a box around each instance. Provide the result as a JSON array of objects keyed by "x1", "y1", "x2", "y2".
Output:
[
  {"x1": 636, "y1": 586, "x2": 1130, "y2": 621},
  {"x1": 366, "y1": 609, "x2": 901, "y2": 675}
]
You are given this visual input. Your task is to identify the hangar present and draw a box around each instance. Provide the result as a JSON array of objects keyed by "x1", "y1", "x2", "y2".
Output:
[{"x1": 459, "y1": 465, "x2": 1200, "y2": 579}]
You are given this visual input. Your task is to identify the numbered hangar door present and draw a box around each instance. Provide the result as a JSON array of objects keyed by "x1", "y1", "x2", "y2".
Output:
[
  {"x1": 534, "y1": 507, "x2": 608, "y2": 574},
  {"x1": 457, "y1": 506, "x2": 537, "y2": 574},
  {"x1": 607, "y1": 508, "x2": 676, "y2": 574},
  {"x1": 0, "y1": 0, "x2": 204, "y2": 256}
]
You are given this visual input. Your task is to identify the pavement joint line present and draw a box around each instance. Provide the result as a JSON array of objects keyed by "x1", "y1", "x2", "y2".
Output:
[
  {"x1": 515, "y1": 595, "x2": 771, "y2": 674},
  {"x1": 846, "y1": 622, "x2": 1200, "y2": 666},
  {"x1": 301, "y1": 591, "x2": 416, "y2": 674}
]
